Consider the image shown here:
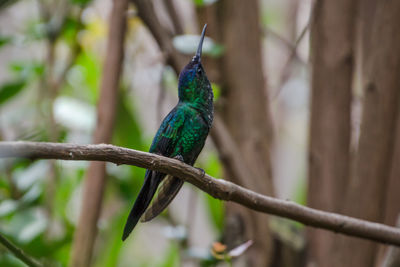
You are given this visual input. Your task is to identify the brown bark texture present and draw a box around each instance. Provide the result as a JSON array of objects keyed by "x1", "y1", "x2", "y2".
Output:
[
  {"x1": 334, "y1": 1, "x2": 400, "y2": 266},
  {"x1": 383, "y1": 105, "x2": 400, "y2": 227},
  {"x1": 381, "y1": 217, "x2": 400, "y2": 267},
  {"x1": 376, "y1": 98, "x2": 400, "y2": 266},
  {"x1": 3, "y1": 141, "x2": 400, "y2": 247},
  {"x1": 307, "y1": 0, "x2": 356, "y2": 266},
  {"x1": 215, "y1": 0, "x2": 275, "y2": 265},
  {"x1": 69, "y1": 0, "x2": 128, "y2": 266}
]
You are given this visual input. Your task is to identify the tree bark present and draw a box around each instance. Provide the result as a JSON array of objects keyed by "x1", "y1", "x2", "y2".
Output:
[
  {"x1": 306, "y1": 0, "x2": 356, "y2": 266},
  {"x1": 215, "y1": 0, "x2": 275, "y2": 265},
  {"x1": 3, "y1": 141, "x2": 400, "y2": 247},
  {"x1": 377, "y1": 104, "x2": 400, "y2": 265},
  {"x1": 335, "y1": 1, "x2": 400, "y2": 266},
  {"x1": 69, "y1": 0, "x2": 128, "y2": 266},
  {"x1": 383, "y1": 104, "x2": 400, "y2": 227},
  {"x1": 381, "y1": 217, "x2": 400, "y2": 267}
]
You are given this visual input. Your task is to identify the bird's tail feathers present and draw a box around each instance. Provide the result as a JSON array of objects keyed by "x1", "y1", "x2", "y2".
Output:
[
  {"x1": 141, "y1": 175, "x2": 184, "y2": 223},
  {"x1": 122, "y1": 170, "x2": 162, "y2": 241}
]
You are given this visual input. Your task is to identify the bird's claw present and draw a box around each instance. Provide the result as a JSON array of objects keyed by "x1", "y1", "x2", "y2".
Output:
[{"x1": 174, "y1": 155, "x2": 184, "y2": 161}]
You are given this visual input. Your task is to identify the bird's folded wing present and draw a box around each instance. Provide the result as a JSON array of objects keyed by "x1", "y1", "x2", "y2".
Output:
[{"x1": 140, "y1": 175, "x2": 184, "y2": 222}]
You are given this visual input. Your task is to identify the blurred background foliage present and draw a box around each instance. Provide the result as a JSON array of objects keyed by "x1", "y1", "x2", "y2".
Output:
[{"x1": 0, "y1": 0, "x2": 311, "y2": 266}]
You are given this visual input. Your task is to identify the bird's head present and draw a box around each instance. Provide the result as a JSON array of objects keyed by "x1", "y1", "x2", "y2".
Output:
[{"x1": 178, "y1": 24, "x2": 213, "y2": 107}]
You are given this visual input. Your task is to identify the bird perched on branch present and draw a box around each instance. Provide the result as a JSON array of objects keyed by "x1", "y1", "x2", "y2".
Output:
[{"x1": 122, "y1": 24, "x2": 213, "y2": 241}]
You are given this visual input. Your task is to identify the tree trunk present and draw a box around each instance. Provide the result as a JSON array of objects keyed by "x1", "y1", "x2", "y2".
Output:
[
  {"x1": 375, "y1": 97, "x2": 400, "y2": 266},
  {"x1": 215, "y1": 0, "x2": 275, "y2": 265},
  {"x1": 69, "y1": 0, "x2": 128, "y2": 266},
  {"x1": 334, "y1": 1, "x2": 400, "y2": 266},
  {"x1": 306, "y1": 0, "x2": 356, "y2": 266}
]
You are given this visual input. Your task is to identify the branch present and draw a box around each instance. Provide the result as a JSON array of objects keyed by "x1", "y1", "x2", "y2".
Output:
[
  {"x1": 164, "y1": 0, "x2": 184, "y2": 35},
  {"x1": 1, "y1": 141, "x2": 400, "y2": 247},
  {"x1": 132, "y1": 0, "x2": 186, "y2": 72},
  {"x1": 0, "y1": 232, "x2": 42, "y2": 267}
]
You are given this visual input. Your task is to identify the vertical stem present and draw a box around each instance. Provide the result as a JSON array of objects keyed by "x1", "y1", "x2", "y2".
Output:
[
  {"x1": 69, "y1": 0, "x2": 129, "y2": 266},
  {"x1": 306, "y1": 0, "x2": 356, "y2": 266},
  {"x1": 335, "y1": 1, "x2": 400, "y2": 266},
  {"x1": 381, "y1": 217, "x2": 400, "y2": 267},
  {"x1": 215, "y1": 0, "x2": 275, "y2": 265}
]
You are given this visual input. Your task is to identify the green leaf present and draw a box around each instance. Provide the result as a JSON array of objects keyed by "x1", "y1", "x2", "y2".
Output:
[
  {"x1": 60, "y1": 16, "x2": 83, "y2": 45},
  {"x1": 9, "y1": 62, "x2": 44, "y2": 79},
  {"x1": 69, "y1": 0, "x2": 92, "y2": 6},
  {"x1": 193, "y1": 0, "x2": 218, "y2": 6},
  {"x1": 0, "y1": 252, "x2": 27, "y2": 267},
  {"x1": 0, "y1": 35, "x2": 12, "y2": 48},
  {"x1": 0, "y1": 80, "x2": 26, "y2": 105}
]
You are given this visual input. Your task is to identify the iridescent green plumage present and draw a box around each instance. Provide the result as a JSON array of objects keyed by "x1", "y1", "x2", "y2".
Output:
[{"x1": 122, "y1": 25, "x2": 213, "y2": 241}]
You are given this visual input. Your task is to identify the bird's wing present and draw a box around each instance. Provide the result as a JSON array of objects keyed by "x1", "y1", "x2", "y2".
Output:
[
  {"x1": 139, "y1": 108, "x2": 189, "y2": 223},
  {"x1": 140, "y1": 175, "x2": 184, "y2": 222},
  {"x1": 141, "y1": 112, "x2": 210, "y2": 223},
  {"x1": 122, "y1": 108, "x2": 187, "y2": 240},
  {"x1": 149, "y1": 107, "x2": 186, "y2": 156}
]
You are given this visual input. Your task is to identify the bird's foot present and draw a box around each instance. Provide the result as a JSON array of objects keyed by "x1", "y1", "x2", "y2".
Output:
[
  {"x1": 174, "y1": 155, "x2": 184, "y2": 162},
  {"x1": 195, "y1": 167, "x2": 206, "y2": 178}
]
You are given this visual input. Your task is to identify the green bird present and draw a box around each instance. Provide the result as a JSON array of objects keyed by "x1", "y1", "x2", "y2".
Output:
[{"x1": 122, "y1": 24, "x2": 213, "y2": 241}]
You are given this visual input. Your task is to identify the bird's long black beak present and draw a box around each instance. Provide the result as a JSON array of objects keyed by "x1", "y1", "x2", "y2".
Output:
[{"x1": 193, "y1": 24, "x2": 207, "y2": 62}]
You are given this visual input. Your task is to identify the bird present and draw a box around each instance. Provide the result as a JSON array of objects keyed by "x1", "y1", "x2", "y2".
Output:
[{"x1": 122, "y1": 24, "x2": 213, "y2": 241}]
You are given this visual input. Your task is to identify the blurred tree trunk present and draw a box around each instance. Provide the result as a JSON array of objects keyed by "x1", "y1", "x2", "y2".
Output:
[
  {"x1": 333, "y1": 1, "x2": 400, "y2": 266},
  {"x1": 69, "y1": 0, "x2": 128, "y2": 266},
  {"x1": 214, "y1": 0, "x2": 275, "y2": 266},
  {"x1": 382, "y1": 103, "x2": 400, "y2": 228},
  {"x1": 376, "y1": 108, "x2": 400, "y2": 265},
  {"x1": 306, "y1": 0, "x2": 356, "y2": 266}
]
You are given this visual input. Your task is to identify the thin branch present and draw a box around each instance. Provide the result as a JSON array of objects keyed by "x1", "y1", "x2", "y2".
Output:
[
  {"x1": 263, "y1": 27, "x2": 306, "y2": 66},
  {"x1": 0, "y1": 232, "x2": 42, "y2": 267},
  {"x1": 271, "y1": 7, "x2": 311, "y2": 100},
  {"x1": 132, "y1": 0, "x2": 186, "y2": 72},
  {"x1": 1, "y1": 141, "x2": 400, "y2": 247},
  {"x1": 164, "y1": 0, "x2": 184, "y2": 35}
]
